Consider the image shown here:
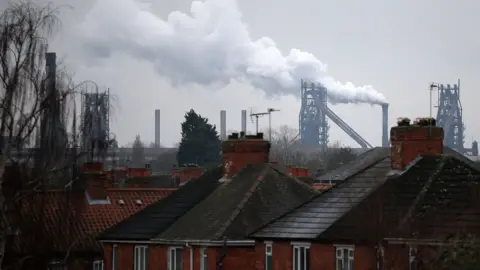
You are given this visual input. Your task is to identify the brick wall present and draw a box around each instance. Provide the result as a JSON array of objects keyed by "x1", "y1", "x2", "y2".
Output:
[{"x1": 103, "y1": 241, "x2": 385, "y2": 270}]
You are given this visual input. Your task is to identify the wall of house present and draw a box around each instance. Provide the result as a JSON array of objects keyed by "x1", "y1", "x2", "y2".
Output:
[
  {"x1": 254, "y1": 241, "x2": 378, "y2": 270},
  {"x1": 103, "y1": 241, "x2": 386, "y2": 270}
]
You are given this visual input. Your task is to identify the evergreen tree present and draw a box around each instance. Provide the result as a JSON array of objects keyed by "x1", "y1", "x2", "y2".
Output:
[{"x1": 177, "y1": 109, "x2": 221, "y2": 167}]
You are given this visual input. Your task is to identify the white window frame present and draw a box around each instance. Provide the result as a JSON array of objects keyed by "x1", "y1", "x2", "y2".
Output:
[
  {"x1": 112, "y1": 244, "x2": 118, "y2": 270},
  {"x1": 168, "y1": 246, "x2": 184, "y2": 270},
  {"x1": 291, "y1": 242, "x2": 310, "y2": 270},
  {"x1": 200, "y1": 247, "x2": 208, "y2": 270},
  {"x1": 134, "y1": 245, "x2": 148, "y2": 270},
  {"x1": 93, "y1": 260, "x2": 104, "y2": 270},
  {"x1": 335, "y1": 245, "x2": 354, "y2": 270},
  {"x1": 48, "y1": 261, "x2": 67, "y2": 270},
  {"x1": 265, "y1": 242, "x2": 273, "y2": 270}
]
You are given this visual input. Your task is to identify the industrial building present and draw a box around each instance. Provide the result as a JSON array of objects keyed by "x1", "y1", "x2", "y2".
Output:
[{"x1": 298, "y1": 79, "x2": 478, "y2": 157}]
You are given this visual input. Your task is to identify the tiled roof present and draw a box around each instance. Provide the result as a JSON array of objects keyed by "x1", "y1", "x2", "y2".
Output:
[
  {"x1": 16, "y1": 188, "x2": 173, "y2": 254},
  {"x1": 156, "y1": 163, "x2": 316, "y2": 240},
  {"x1": 126, "y1": 175, "x2": 180, "y2": 188},
  {"x1": 252, "y1": 154, "x2": 480, "y2": 241},
  {"x1": 97, "y1": 166, "x2": 224, "y2": 241}
]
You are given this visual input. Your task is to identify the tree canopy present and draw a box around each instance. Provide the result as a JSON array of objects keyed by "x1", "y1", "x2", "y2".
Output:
[{"x1": 176, "y1": 109, "x2": 221, "y2": 167}]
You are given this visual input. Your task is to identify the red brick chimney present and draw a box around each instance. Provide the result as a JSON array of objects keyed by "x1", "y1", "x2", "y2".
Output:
[
  {"x1": 288, "y1": 166, "x2": 310, "y2": 177},
  {"x1": 83, "y1": 162, "x2": 109, "y2": 201},
  {"x1": 179, "y1": 164, "x2": 205, "y2": 184},
  {"x1": 390, "y1": 117, "x2": 444, "y2": 169},
  {"x1": 222, "y1": 132, "x2": 270, "y2": 178}
]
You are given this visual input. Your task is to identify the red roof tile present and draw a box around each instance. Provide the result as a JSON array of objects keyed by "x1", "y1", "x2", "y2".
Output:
[{"x1": 15, "y1": 188, "x2": 174, "y2": 254}]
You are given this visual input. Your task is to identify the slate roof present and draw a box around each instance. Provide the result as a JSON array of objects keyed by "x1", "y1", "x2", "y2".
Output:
[
  {"x1": 155, "y1": 163, "x2": 316, "y2": 240},
  {"x1": 16, "y1": 188, "x2": 173, "y2": 254},
  {"x1": 253, "y1": 148, "x2": 479, "y2": 241},
  {"x1": 97, "y1": 166, "x2": 223, "y2": 241}
]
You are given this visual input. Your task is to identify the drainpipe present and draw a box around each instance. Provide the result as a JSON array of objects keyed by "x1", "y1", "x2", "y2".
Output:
[{"x1": 216, "y1": 237, "x2": 227, "y2": 270}]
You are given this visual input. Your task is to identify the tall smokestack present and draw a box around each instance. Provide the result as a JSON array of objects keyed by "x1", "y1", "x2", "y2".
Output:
[
  {"x1": 241, "y1": 110, "x2": 247, "y2": 133},
  {"x1": 382, "y1": 104, "x2": 389, "y2": 147},
  {"x1": 155, "y1": 109, "x2": 160, "y2": 148},
  {"x1": 220, "y1": 110, "x2": 227, "y2": 140}
]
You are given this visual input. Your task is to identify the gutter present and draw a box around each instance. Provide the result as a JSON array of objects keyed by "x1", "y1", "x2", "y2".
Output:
[
  {"x1": 98, "y1": 238, "x2": 255, "y2": 246},
  {"x1": 152, "y1": 239, "x2": 255, "y2": 247},
  {"x1": 385, "y1": 237, "x2": 464, "y2": 247}
]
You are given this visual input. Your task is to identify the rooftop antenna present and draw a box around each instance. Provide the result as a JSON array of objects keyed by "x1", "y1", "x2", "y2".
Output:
[
  {"x1": 250, "y1": 108, "x2": 280, "y2": 141},
  {"x1": 429, "y1": 82, "x2": 439, "y2": 120}
]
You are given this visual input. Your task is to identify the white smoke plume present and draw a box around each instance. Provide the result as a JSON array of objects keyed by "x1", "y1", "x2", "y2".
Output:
[{"x1": 77, "y1": 0, "x2": 388, "y2": 105}]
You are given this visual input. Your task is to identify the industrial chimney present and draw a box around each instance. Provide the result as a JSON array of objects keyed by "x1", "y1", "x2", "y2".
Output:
[
  {"x1": 220, "y1": 110, "x2": 227, "y2": 140},
  {"x1": 154, "y1": 109, "x2": 160, "y2": 148},
  {"x1": 241, "y1": 110, "x2": 247, "y2": 133},
  {"x1": 382, "y1": 104, "x2": 389, "y2": 147}
]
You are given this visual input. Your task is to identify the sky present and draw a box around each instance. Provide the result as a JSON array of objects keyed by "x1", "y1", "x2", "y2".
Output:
[{"x1": 29, "y1": 0, "x2": 480, "y2": 147}]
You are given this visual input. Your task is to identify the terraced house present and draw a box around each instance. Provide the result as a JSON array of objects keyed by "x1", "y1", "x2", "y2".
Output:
[{"x1": 99, "y1": 117, "x2": 480, "y2": 270}]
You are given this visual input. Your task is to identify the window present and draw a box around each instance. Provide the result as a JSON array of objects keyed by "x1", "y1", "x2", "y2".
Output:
[
  {"x1": 336, "y1": 246, "x2": 354, "y2": 270},
  {"x1": 168, "y1": 247, "x2": 184, "y2": 270},
  {"x1": 200, "y1": 248, "x2": 208, "y2": 270},
  {"x1": 47, "y1": 261, "x2": 67, "y2": 270},
  {"x1": 292, "y1": 245, "x2": 310, "y2": 270},
  {"x1": 112, "y1": 245, "x2": 119, "y2": 270},
  {"x1": 134, "y1": 245, "x2": 148, "y2": 270},
  {"x1": 265, "y1": 243, "x2": 272, "y2": 270},
  {"x1": 93, "y1": 260, "x2": 104, "y2": 270}
]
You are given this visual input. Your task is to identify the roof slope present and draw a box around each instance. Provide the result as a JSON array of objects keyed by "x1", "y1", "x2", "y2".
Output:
[
  {"x1": 253, "y1": 154, "x2": 480, "y2": 241},
  {"x1": 253, "y1": 153, "x2": 391, "y2": 239},
  {"x1": 156, "y1": 164, "x2": 316, "y2": 240},
  {"x1": 17, "y1": 188, "x2": 173, "y2": 254},
  {"x1": 98, "y1": 166, "x2": 223, "y2": 241}
]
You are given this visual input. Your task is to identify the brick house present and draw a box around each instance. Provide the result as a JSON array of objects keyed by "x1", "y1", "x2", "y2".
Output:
[
  {"x1": 6, "y1": 163, "x2": 175, "y2": 270},
  {"x1": 251, "y1": 117, "x2": 480, "y2": 270},
  {"x1": 98, "y1": 132, "x2": 318, "y2": 270}
]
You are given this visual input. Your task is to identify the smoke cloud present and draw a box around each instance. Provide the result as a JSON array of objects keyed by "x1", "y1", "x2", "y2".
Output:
[{"x1": 77, "y1": 0, "x2": 388, "y2": 105}]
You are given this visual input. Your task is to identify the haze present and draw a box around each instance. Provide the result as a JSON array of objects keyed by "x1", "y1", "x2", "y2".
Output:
[{"x1": 37, "y1": 0, "x2": 480, "y2": 147}]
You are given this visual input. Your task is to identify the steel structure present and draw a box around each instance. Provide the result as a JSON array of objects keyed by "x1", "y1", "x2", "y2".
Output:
[
  {"x1": 435, "y1": 80, "x2": 478, "y2": 155},
  {"x1": 81, "y1": 85, "x2": 111, "y2": 162},
  {"x1": 299, "y1": 79, "x2": 373, "y2": 149}
]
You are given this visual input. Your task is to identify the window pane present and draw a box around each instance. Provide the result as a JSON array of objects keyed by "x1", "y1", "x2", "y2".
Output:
[
  {"x1": 305, "y1": 248, "x2": 310, "y2": 270},
  {"x1": 266, "y1": 254, "x2": 272, "y2": 270},
  {"x1": 201, "y1": 248, "x2": 208, "y2": 270},
  {"x1": 300, "y1": 248, "x2": 305, "y2": 270},
  {"x1": 294, "y1": 248, "x2": 299, "y2": 270},
  {"x1": 175, "y1": 248, "x2": 183, "y2": 270},
  {"x1": 170, "y1": 249, "x2": 175, "y2": 270},
  {"x1": 113, "y1": 246, "x2": 118, "y2": 270},
  {"x1": 337, "y1": 259, "x2": 343, "y2": 270}
]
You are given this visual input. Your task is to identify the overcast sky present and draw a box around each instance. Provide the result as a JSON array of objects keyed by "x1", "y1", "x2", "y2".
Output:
[{"x1": 39, "y1": 0, "x2": 480, "y2": 147}]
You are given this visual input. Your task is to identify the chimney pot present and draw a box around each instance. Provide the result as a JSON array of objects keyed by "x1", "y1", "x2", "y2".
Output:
[
  {"x1": 390, "y1": 117, "x2": 444, "y2": 169},
  {"x1": 222, "y1": 132, "x2": 270, "y2": 178}
]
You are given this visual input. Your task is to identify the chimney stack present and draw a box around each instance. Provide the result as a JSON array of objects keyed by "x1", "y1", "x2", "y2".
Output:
[
  {"x1": 179, "y1": 164, "x2": 205, "y2": 184},
  {"x1": 155, "y1": 109, "x2": 160, "y2": 148},
  {"x1": 220, "y1": 110, "x2": 227, "y2": 140},
  {"x1": 83, "y1": 162, "x2": 109, "y2": 201},
  {"x1": 382, "y1": 104, "x2": 389, "y2": 147},
  {"x1": 390, "y1": 117, "x2": 444, "y2": 170},
  {"x1": 222, "y1": 132, "x2": 270, "y2": 178},
  {"x1": 241, "y1": 110, "x2": 247, "y2": 133}
]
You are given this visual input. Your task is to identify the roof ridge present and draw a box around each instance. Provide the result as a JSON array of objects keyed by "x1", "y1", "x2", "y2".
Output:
[
  {"x1": 213, "y1": 165, "x2": 270, "y2": 239},
  {"x1": 396, "y1": 155, "x2": 449, "y2": 231}
]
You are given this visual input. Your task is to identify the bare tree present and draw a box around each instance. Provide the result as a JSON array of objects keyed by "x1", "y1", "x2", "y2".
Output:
[{"x1": 0, "y1": 2, "x2": 92, "y2": 269}]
